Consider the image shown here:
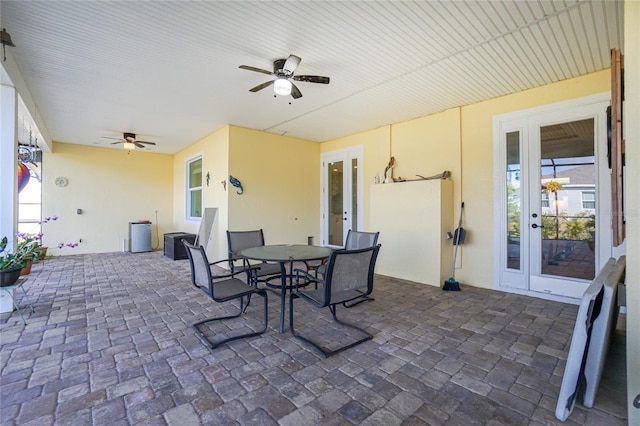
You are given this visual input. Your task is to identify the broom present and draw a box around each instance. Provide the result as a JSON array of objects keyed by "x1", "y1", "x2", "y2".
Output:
[{"x1": 443, "y1": 202, "x2": 465, "y2": 291}]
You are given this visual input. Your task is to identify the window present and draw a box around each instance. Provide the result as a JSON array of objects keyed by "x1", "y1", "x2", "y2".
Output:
[
  {"x1": 541, "y1": 191, "x2": 549, "y2": 208},
  {"x1": 187, "y1": 156, "x2": 202, "y2": 219},
  {"x1": 582, "y1": 191, "x2": 595, "y2": 209}
]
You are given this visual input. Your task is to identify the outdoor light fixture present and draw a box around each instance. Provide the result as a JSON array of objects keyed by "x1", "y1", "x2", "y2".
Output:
[
  {"x1": 1, "y1": 28, "x2": 16, "y2": 61},
  {"x1": 273, "y1": 78, "x2": 292, "y2": 96}
]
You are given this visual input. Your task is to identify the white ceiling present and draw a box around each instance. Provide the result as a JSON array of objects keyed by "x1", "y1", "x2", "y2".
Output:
[{"x1": 1, "y1": 0, "x2": 623, "y2": 154}]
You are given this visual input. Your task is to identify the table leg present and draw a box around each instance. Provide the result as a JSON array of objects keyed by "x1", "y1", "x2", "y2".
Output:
[
  {"x1": 279, "y1": 262, "x2": 287, "y2": 333},
  {"x1": 20, "y1": 286, "x2": 35, "y2": 314},
  {"x1": 277, "y1": 261, "x2": 297, "y2": 333},
  {"x1": 2, "y1": 288, "x2": 27, "y2": 325}
]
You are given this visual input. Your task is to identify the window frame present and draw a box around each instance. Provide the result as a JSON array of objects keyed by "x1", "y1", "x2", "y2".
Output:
[
  {"x1": 186, "y1": 155, "x2": 203, "y2": 221},
  {"x1": 541, "y1": 191, "x2": 550, "y2": 208},
  {"x1": 581, "y1": 190, "x2": 596, "y2": 210}
]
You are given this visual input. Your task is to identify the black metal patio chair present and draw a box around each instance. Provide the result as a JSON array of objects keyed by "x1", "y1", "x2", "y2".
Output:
[
  {"x1": 289, "y1": 244, "x2": 381, "y2": 357},
  {"x1": 314, "y1": 230, "x2": 380, "y2": 307},
  {"x1": 183, "y1": 240, "x2": 268, "y2": 349},
  {"x1": 226, "y1": 229, "x2": 281, "y2": 288}
]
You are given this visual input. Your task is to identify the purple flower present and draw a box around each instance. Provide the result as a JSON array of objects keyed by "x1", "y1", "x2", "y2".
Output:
[{"x1": 39, "y1": 215, "x2": 77, "y2": 251}]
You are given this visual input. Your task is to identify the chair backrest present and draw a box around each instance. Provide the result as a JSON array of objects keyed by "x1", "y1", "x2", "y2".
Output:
[
  {"x1": 227, "y1": 229, "x2": 267, "y2": 271},
  {"x1": 183, "y1": 240, "x2": 214, "y2": 299},
  {"x1": 344, "y1": 230, "x2": 380, "y2": 250},
  {"x1": 320, "y1": 244, "x2": 381, "y2": 307},
  {"x1": 227, "y1": 230, "x2": 266, "y2": 259}
]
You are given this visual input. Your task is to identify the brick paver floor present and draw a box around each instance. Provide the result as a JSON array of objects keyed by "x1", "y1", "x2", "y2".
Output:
[{"x1": 0, "y1": 251, "x2": 627, "y2": 425}]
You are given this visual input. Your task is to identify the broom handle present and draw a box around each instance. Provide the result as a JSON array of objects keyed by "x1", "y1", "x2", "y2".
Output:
[
  {"x1": 451, "y1": 242, "x2": 458, "y2": 278},
  {"x1": 454, "y1": 202, "x2": 464, "y2": 245}
]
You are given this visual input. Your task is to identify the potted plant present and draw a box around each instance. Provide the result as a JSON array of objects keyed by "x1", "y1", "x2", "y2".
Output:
[
  {"x1": 0, "y1": 236, "x2": 28, "y2": 286},
  {"x1": 16, "y1": 236, "x2": 40, "y2": 275}
]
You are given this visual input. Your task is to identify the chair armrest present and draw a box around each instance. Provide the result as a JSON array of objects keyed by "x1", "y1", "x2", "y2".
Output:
[
  {"x1": 209, "y1": 258, "x2": 260, "y2": 279},
  {"x1": 294, "y1": 268, "x2": 323, "y2": 289},
  {"x1": 209, "y1": 258, "x2": 235, "y2": 267}
]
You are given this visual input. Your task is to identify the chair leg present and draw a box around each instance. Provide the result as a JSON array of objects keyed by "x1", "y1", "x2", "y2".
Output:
[
  {"x1": 192, "y1": 290, "x2": 268, "y2": 350},
  {"x1": 243, "y1": 294, "x2": 252, "y2": 312},
  {"x1": 343, "y1": 292, "x2": 375, "y2": 308},
  {"x1": 289, "y1": 293, "x2": 372, "y2": 358}
]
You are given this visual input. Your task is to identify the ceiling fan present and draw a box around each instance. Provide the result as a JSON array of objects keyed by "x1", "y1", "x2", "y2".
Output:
[
  {"x1": 239, "y1": 54, "x2": 330, "y2": 99},
  {"x1": 103, "y1": 132, "x2": 156, "y2": 149}
]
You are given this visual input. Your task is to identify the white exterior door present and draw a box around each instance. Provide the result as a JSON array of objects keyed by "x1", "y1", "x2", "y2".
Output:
[
  {"x1": 320, "y1": 146, "x2": 363, "y2": 248},
  {"x1": 494, "y1": 94, "x2": 612, "y2": 300}
]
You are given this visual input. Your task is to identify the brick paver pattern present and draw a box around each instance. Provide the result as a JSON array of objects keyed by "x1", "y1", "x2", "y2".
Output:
[{"x1": 0, "y1": 251, "x2": 627, "y2": 425}]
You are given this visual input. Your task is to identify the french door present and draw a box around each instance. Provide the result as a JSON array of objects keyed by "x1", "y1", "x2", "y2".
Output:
[
  {"x1": 494, "y1": 95, "x2": 611, "y2": 299},
  {"x1": 320, "y1": 146, "x2": 363, "y2": 248}
]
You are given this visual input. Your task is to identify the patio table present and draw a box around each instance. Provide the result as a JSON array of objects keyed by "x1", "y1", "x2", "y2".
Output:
[{"x1": 241, "y1": 244, "x2": 332, "y2": 333}]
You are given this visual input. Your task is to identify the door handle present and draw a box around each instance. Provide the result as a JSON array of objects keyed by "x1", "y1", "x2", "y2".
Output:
[{"x1": 531, "y1": 223, "x2": 545, "y2": 229}]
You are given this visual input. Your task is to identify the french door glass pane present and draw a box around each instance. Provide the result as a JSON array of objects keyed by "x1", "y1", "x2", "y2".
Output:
[
  {"x1": 539, "y1": 118, "x2": 595, "y2": 280},
  {"x1": 328, "y1": 161, "x2": 344, "y2": 246},
  {"x1": 506, "y1": 131, "x2": 521, "y2": 270}
]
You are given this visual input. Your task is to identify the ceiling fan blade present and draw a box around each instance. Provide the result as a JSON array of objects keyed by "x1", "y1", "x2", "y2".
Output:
[
  {"x1": 134, "y1": 142, "x2": 146, "y2": 148},
  {"x1": 283, "y1": 55, "x2": 301, "y2": 74},
  {"x1": 110, "y1": 141, "x2": 124, "y2": 145},
  {"x1": 249, "y1": 80, "x2": 275, "y2": 92},
  {"x1": 293, "y1": 75, "x2": 330, "y2": 84},
  {"x1": 291, "y1": 82, "x2": 303, "y2": 99},
  {"x1": 103, "y1": 136, "x2": 123, "y2": 140},
  {"x1": 239, "y1": 65, "x2": 274, "y2": 76},
  {"x1": 137, "y1": 140, "x2": 156, "y2": 145}
]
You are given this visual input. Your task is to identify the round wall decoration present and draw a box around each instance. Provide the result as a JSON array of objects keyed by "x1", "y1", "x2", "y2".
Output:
[{"x1": 54, "y1": 176, "x2": 68, "y2": 187}]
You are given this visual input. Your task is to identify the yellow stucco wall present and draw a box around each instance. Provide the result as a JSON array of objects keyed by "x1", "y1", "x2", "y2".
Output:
[
  {"x1": 170, "y1": 125, "x2": 320, "y2": 260},
  {"x1": 227, "y1": 126, "x2": 320, "y2": 245},
  {"x1": 42, "y1": 143, "x2": 173, "y2": 255},
  {"x1": 172, "y1": 126, "x2": 230, "y2": 261},
  {"x1": 322, "y1": 70, "x2": 610, "y2": 289}
]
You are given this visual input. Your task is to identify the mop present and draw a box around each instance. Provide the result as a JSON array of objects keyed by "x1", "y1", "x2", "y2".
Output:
[{"x1": 443, "y1": 202, "x2": 465, "y2": 291}]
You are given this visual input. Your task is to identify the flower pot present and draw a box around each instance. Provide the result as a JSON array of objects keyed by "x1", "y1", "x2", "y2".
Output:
[
  {"x1": 20, "y1": 258, "x2": 33, "y2": 275},
  {"x1": 34, "y1": 246, "x2": 48, "y2": 261},
  {"x1": 1, "y1": 267, "x2": 23, "y2": 287}
]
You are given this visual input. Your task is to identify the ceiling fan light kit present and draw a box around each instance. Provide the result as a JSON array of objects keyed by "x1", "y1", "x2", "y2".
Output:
[
  {"x1": 123, "y1": 142, "x2": 136, "y2": 150},
  {"x1": 239, "y1": 54, "x2": 330, "y2": 99},
  {"x1": 274, "y1": 78, "x2": 292, "y2": 96}
]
